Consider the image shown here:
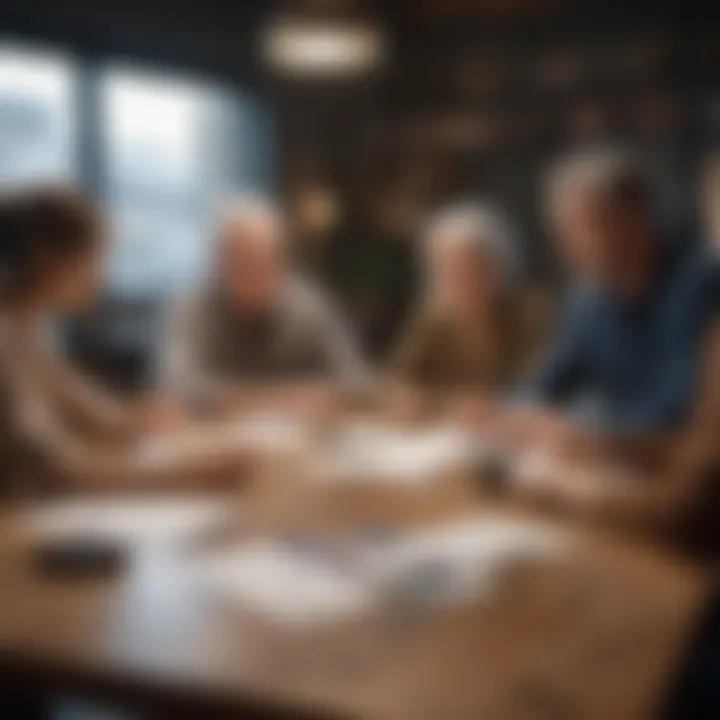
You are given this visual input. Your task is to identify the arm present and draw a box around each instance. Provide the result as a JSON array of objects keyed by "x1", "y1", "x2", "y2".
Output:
[
  {"x1": 517, "y1": 288, "x2": 592, "y2": 407},
  {"x1": 381, "y1": 313, "x2": 442, "y2": 422},
  {"x1": 387, "y1": 312, "x2": 437, "y2": 386},
  {"x1": 41, "y1": 352, "x2": 145, "y2": 442},
  {"x1": 576, "y1": 354, "x2": 695, "y2": 469},
  {"x1": 155, "y1": 289, "x2": 235, "y2": 412},
  {"x1": 13, "y1": 382, "x2": 246, "y2": 494},
  {"x1": 591, "y1": 265, "x2": 720, "y2": 465},
  {"x1": 310, "y1": 291, "x2": 371, "y2": 396},
  {"x1": 569, "y1": 319, "x2": 720, "y2": 538}
]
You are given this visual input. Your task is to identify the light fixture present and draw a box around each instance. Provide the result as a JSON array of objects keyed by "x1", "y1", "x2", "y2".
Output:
[{"x1": 262, "y1": 17, "x2": 386, "y2": 77}]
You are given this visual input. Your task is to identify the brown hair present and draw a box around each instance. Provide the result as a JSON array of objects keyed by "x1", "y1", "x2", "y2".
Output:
[{"x1": 0, "y1": 185, "x2": 102, "y2": 299}]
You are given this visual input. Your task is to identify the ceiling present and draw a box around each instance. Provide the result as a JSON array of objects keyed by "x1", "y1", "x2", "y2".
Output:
[{"x1": 385, "y1": 0, "x2": 569, "y2": 22}]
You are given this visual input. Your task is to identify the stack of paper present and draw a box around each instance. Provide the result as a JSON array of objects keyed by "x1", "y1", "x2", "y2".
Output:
[
  {"x1": 197, "y1": 516, "x2": 571, "y2": 626},
  {"x1": 316, "y1": 421, "x2": 475, "y2": 486}
]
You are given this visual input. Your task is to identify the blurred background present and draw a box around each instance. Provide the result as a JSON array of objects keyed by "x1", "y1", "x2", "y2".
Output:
[{"x1": 0, "y1": 0, "x2": 717, "y2": 384}]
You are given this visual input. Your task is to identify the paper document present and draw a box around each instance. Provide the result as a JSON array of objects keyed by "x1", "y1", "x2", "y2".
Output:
[
  {"x1": 26, "y1": 497, "x2": 232, "y2": 546},
  {"x1": 316, "y1": 421, "x2": 475, "y2": 485},
  {"x1": 199, "y1": 542, "x2": 373, "y2": 625},
  {"x1": 135, "y1": 412, "x2": 309, "y2": 470},
  {"x1": 197, "y1": 516, "x2": 570, "y2": 625},
  {"x1": 365, "y1": 515, "x2": 570, "y2": 606}
]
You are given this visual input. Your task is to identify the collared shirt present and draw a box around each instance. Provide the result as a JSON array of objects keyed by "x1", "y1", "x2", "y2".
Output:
[
  {"x1": 157, "y1": 275, "x2": 368, "y2": 406},
  {"x1": 523, "y1": 246, "x2": 720, "y2": 435}
]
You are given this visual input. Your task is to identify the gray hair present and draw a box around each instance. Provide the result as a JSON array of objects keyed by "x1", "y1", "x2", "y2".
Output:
[
  {"x1": 423, "y1": 201, "x2": 521, "y2": 289},
  {"x1": 546, "y1": 148, "x2": 652, "y2": 216},
  {"x1": 704, "y1": 151, "x2": 720, "y2": 192}
]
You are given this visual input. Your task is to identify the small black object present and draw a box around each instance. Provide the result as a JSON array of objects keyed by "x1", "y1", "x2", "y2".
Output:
[
  {"x1": 474, "y1": 449, "x2": 511, "y2": 495},
  {"x1": 32, "y1": 537, "x2": 126, "y2": 580}
]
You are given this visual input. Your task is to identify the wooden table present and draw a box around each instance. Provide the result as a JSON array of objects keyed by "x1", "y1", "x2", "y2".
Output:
[{"x1": 0, "y1": 456, "x2": 710, "y2": 720}]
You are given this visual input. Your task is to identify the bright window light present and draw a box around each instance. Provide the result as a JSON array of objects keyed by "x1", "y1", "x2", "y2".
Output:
[
  {"x1": 0, "y1": 43, "x2": 76, "y2": 187},
  {"x1": 100, "y1": 67, "x2": 241, "y2": 295}
]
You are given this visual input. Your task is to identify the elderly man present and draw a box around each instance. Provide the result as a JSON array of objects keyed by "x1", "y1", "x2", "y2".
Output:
[
  {"x1": 157, "y1": 198, "x2": 367, "y2": 411},
  {"x1": 516, "y1": 150, "x2": 719, "y2": 468}
]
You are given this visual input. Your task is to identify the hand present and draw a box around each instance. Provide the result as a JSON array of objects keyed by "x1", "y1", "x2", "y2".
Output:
[
  {"x1": 546, "y1": 424, "x2": 608, "y2": 463},
  {"x1": 494, "y1": 407, "x2": 556, "y2": 451},
  {"x1": 513, "y1": 452, "x2": 609, "y2": 514},
  {"x1": 137, "y1": 395, "x2": 187, "y2": 432},
  {"x1": 282, "y1": 383, "x2": 340, "y2": 425},
  {"x1": 387, "y1": 384, "x2": 429, "y2": 425},
  {"x1": 446, "y1": 394, "x2": 498, "y2": 430},
  {"x1": 499, "y1": 408, "x2": 605, "y2": 461}
]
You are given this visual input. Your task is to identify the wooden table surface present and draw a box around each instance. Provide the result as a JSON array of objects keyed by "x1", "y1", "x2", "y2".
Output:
[{"x1": 0, "y1": 449, "x2": 710, "y2": 720}]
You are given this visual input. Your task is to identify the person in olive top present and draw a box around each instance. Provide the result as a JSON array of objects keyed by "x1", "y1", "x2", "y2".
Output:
[
  {"x1": 0, "y1": 186, "x2": 247, "y2": 496},
  {"x1": 388, "y1": 202, "x2": 547, "y2": 416}
]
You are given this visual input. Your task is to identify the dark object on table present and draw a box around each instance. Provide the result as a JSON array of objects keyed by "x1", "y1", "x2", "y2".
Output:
[
  {"x1": 473, "y1": 449, "x2": 511, "y2": 495},
  {"x1": 32, "y1": 537, "x2": 127, "y2": 581}
]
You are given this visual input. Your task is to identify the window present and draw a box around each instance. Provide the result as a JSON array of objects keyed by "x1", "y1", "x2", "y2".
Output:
[
  {"x1": 0, "y1": 43, "x2": 76, "y2": 187},
  {"x1": 100, "y1": 68, "x2": 242, "y2": 294},
  {"x1": 0, "y1": 42, "x2": 272, "y2": 297}
]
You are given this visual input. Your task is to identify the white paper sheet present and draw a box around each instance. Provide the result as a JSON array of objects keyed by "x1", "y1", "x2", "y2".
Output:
[
  {"x1": 224, "y1": 412, "x2": 310, "y2": 451},
  {"x1": 316, "y1": 421, "x2": 475, "y2": 485},
  {"x1": 198, "y1": 543, "x2": 373, "y2": 625},
  {"x1": 25, "y1": 497, "x2": 233, "y2": 546},
  {"x1": 365, "y1": 515, "x2": 570, "y2": 606},
  {"x1": 197, "y1": 516, "x2": 570, "y2": 625},
  {"x1": 134, "y1": 412, "x2": 310, "y2": 471}
]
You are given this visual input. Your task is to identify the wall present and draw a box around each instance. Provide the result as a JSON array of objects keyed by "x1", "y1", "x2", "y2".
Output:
[{"x1": 276, "y1": 6, "x2": 719, "y2": 355}]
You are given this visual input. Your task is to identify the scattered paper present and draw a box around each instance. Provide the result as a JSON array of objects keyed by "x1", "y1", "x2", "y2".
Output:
[
  {"x1": 365, "y1": 515, "x2": 570, "y2": 605},
  {"x1": 25, "y1": 497, "x2": 233, "y2": 546},
  {"x1": 316, "y1": 421, "x2": 475, "y2": 485},
  {"x1": 198, "y1": 542, "x2": 373, "y2": 625},
  {"x1": 197, "y1": 516, "x2": 570, "y2": 625},
  {"x1": 135, "y1": 413, "x2": 310, "y2": 471},
  {"x1": 225, "y1": 412, "x2": 310, "y2": 451}
]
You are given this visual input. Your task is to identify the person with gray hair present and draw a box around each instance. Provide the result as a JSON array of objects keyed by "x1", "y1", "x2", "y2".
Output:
[
  {"x1": 703, "y1": 151, "x2": 720, "y2": 253},
  {"x1": 388, "y1": 200, "x2": 546, "y2": 405},
  {"x1": 156, "y1": 196, "x2": 367, "y2": 412},
  {"x1": 517, "y1": 147, "x2": 720, "y2": 466}
]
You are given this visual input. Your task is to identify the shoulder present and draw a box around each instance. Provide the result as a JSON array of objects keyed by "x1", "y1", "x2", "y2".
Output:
[{"x1": 666, "y1": 245, "x2": 720, "y2": 309}]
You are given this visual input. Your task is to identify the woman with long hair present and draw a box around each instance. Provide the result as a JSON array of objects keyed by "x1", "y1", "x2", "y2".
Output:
[{"x1": 0, "y1": 185, "x2": 245, "y2": 495}]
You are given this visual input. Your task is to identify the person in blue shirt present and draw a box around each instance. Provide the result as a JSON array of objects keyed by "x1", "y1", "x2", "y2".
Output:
[{"x1": 516, "y1": 150, "x2": 720, "y2": 469}]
